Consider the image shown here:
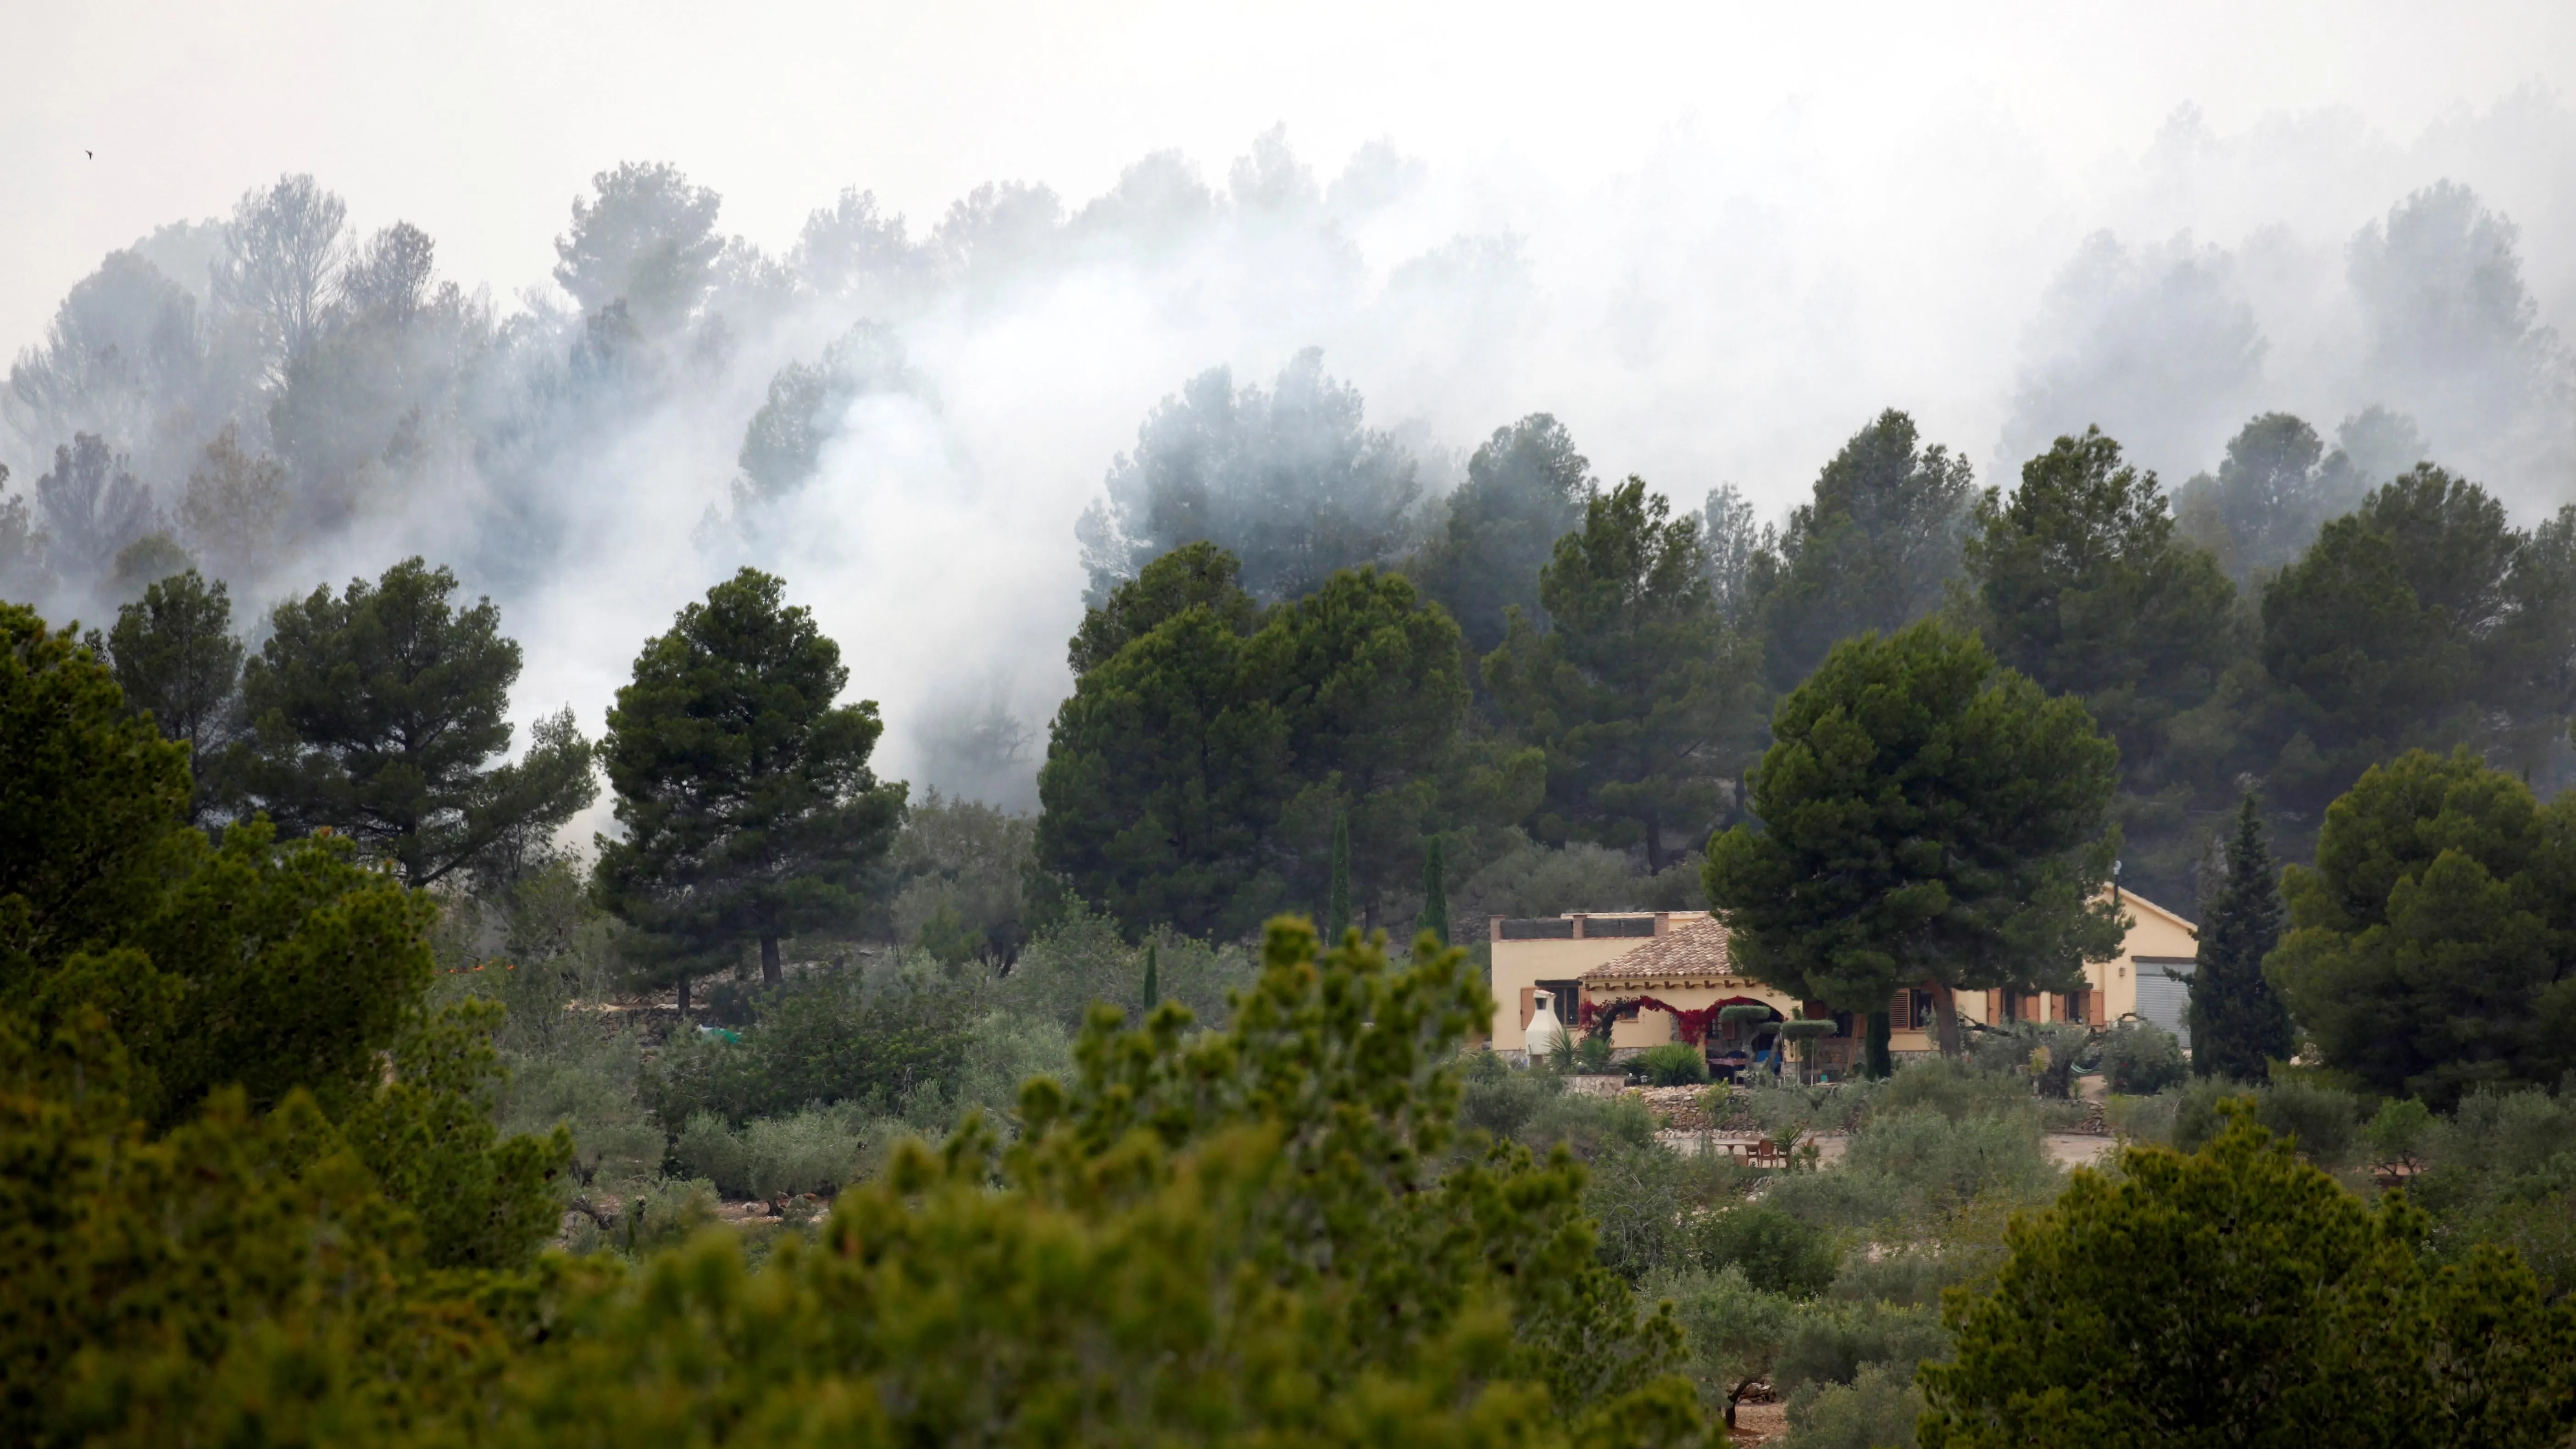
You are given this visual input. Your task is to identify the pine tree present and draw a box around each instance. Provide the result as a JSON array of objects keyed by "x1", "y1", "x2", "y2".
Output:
[
  {"x1": 2188, "y1": 792, "x2": 2296, "y2": 1080},
  {"x1": 1420, "y1": 835, "x2": 1450, "y2": 947},
  {"x1": 594, "y1": 568, "x2": 905, "y2": 993},
  {"x1": 1141, "y1": 944, "x2": 1159, "y2": 1012},
  {"x1": 99, "y1": 568, "x2": 244, "y2": 825},
  {"x1": 235, "y1": 557, "x2": 595, "y2": 886},
  {"x1": 1327, "y1": 814, "x2": 1352, "y2": 944}
]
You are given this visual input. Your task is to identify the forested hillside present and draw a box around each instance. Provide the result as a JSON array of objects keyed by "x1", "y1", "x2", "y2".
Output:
[{"x1": 9, "y1": 98, "x2": 2576, "y2": 1449}]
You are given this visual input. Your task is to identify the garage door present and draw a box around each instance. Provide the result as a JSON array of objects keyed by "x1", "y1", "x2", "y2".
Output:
[{"x1": 2132, "y1": 957, "x2": 2194, "y2": 1049}]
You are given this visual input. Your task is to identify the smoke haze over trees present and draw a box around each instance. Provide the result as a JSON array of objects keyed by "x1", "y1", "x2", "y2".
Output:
[{"x1": 4, "y1": 95, "x2": 2576, "y2": 826}]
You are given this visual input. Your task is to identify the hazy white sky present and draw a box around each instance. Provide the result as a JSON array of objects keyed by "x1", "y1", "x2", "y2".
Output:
[{"x1": 7, "y1": 0, "x2": 2573, "y2": 350}]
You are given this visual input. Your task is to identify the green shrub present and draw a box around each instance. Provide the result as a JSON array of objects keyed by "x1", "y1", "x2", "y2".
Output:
[
  {"x1": 1835, "y1": 1107, "x2": 2060, "y2": 1227},
  {"x1": 2097, "y1": 1021, "x2": 2187, "y2": 1094},
  {"x1": 2172, "y1": 1078, "x2": 2255, "y2": 1154},
  {"x1": 644, "y1": 966, "x2": 971, "y2": 1126},
  {"x1": 1783, "y1": 1360, "x2": 1925, "y2": 1449},
  {"x1": 1692, "y1": 1202, "x2": 1840, "y2": 1298},
  {"x1": 1919, "y1": 1107, "x2": 2576, "y2": 1445},
  {"x1": 672, "y1": 1106, "x2": 866, "y2": 1199},
  {"x1": 1968, "y1": 1021, "x2": 2093, "y2": 1098},
  {"x1": 1636, "y1": 1043, "x2": 1710, "y2": 1086},
  {"x1": 2255, "y1": 1076, "x2": 2361, "y2": 1166},
  {"x1": 994, "y1": 907, "x2": 1256, "y2": 1032},
  {"x1": 1646, "y1": 1264, "x2": 1794, "y2": 1431},
  {"x1": 2103, "y1": 1090, "x2": 2182, "y2": 1146},
  {"x1": 1747, "y1": 1079, "x2": 1877, "y2": 1138},
  {"x1": 1878, "y1": 1058, "x2": 2033, "y2": 1122},
  {"x1": 2365, "y1": 1097, "x2": 2436, "y2": 1172},
  {"x1": 2408, "y1": 1084, "x2": 2576, "y2": 1296},
  {"x1": 1520, "y1": 1087, "x2": 1659, "y2": 1159},
  {"x1": 1775, "y1": 1298, "x2": 1949, "y2": 1395},
  {"x1": 1460, "y1": 1054, "x2": 1563, "y2": 1143},
  {"x1": 1825, "y1": 1247, "x2": 1989, "y2": 1310},
  {"x1": 946, "y1": 1010, "x2": 1075, "y2": 1121}
]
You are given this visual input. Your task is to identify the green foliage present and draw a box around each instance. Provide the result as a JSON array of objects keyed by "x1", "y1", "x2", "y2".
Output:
[
  {"x1": 1327, "y1": 811, "x2": 1353, "y2": 940},
  {"x1": 1457, "y1": 1050, "x2": 1563, "y2": 1143},
  {"x1": 238, "y1": 556, "x2": 595, "y2": 887},
  {"x1": 1410, "y1": 412, "x2": 1596, "y2": 657},
  {"x1": 994, "y1": 905, "x2": 1257, "y2": 1033},
  {"x1": 0, "y1": 602, "x2": 191, "y2": 976},
  {"x1": 2096, "y1": 1021, "x2": 2188, "y2": 1095},
  {"x1": 464, "y1": 920, "x2": 1710, "y2": 1448},
  {"x1": 118, "y1": 819, "x2": 439, "y2": 1127},
  {"x1": 1964, "y1": 1019, "x2": 2093, "y2": 1099},
  {"x1": 643, "y1": 966, "x2": 972, "y2": 1126},
  {"x1": 672, "y1": 1104, "x2": 865, "y2": 1198},
  {"x1": 2257, "y1": 466, "x2": 2575, "y2": 816},
  {"x1": 1421, "y1": 834, "x2": 1451, "y2": 945},
  {"x1": 2365, "y1": 1096, "x2": 2437, "y2": 1173},
  {"x1": 1776, "y1": 1299, "x2": 1950, "y2": 1399},
  {"x1": 98, "y1": 567, "x2": 242, "y2": 823},
  {"x1": 1756, "y1": 409, "x2": 1975, "y2": 692},
  {"x1": 337, "y1": 995, "x2": 574, "y2": 1270},
  {"x1": 1961, "y1": 426, "x2": 2241, "y2": 905},
  {"x1": 1637, "y1": 1042, "x2": 1711, "y2": 1086},
  {"x1": 1919, "y1": 1107, "x2": 2576, "y2": 1447},
  {"x1": 594, "y1": 566, "x2": 904, "y2": 987},
  {"x1": 1081, "y1": 349, "x2": 1421, "y2": 606},
  {"x1": 1647, "y1": 1264, "x2": 1794, "y2": 1429},
  {"x1": 2404, "y1": 1083, "x2": 2576, "y2": 1297},
  {"x1": 1705, "y1": 620, "x2": 2123, "y2": 1036},
  {"x1": 1877, "y1": 1057, "x2": 2042, "y2": 1123},
  {"x1": 2170, "y1": 411, "x2": 2375, "y2": 584},
  {"x1": 1063, "y1": 539, "x2": 1259, "y2": 676},
  {"x1": 0, "y1": 1042, "x2": 524, "y2": 1448},
  {"x1": 1584, "y1": 1137, "x2": 1750, "y2": 1282},
  {"x1": 1454, "y1": 837, "x2": 1705, "y2": 923},
  {"x1": 887, "y1": 787, "x2": 1035, "y2": 965},
  {"x1": 1783, "y1": 1361, "x2": 1926, "y2": 1449},
  {"x1": 2270, "y1": 747, "x2": 2576, "y2": 1106},
  {"x1": 2254, "y1": 1076, "x2": 2364, "y2": 1168},
  {"x1": 1696, "y1": 1202, "x2": 1841, "y2": 1299},
  {"x1": 1830, "y1": 1108, "x2": 2060, "y2": 1231},
  {"x1": 1041, "y1": 547, "x2": 1476, "y2": 937},
  {"x1": 1485, "y1": 477, "x2": 1755, "y2": 870},
  {"x1": 1038, "y1": 551, "x2": 1284, "y2": 937},
  {"x1": 2192, "y1": 795, "x2": 2297, "y2": 1081}
]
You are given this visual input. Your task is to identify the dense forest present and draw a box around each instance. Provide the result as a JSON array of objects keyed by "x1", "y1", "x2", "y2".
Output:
[{"x1": 7, "y1": 134, "x2": 2576, "y2": 1446}]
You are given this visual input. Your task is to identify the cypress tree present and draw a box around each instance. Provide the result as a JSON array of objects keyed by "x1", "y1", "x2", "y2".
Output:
[
  {"x1": 1865, "y1": 1009, "x2": 1892, "y2": 1079},
  {"x1": 1421, "y1": 836, "x2": 1450, "y2": 947},
  {"x1": 1141, "y1": 944, "x2": 1160, "y2": 1012},
  {"x1": 1327, "y1": 814, "x2": 1353, "y2": 944},
  {"x1": 2189, "y1": 792, "x2": 2297, "y2": 1080}
]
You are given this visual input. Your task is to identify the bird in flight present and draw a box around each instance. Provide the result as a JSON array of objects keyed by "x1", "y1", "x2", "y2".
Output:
[{"x1": 84, "y1": 150, "x2": 93, "y2": 159}]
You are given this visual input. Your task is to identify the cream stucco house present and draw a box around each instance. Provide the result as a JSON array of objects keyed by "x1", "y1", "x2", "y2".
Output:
[{"x1": 1485, "y1": 892, "x2": 2198, "y2": 1069}]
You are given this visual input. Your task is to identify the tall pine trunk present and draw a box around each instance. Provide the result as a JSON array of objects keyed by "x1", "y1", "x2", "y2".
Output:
[
  {"x1": 761, "y1": 933, "x2": 783, "y2": 987},
  {"x1": 1930, "y1": 980, "x2": 1964, "y2": 1057},
  {"x1": 1866, "y1": 1010, "x2": 1893, "y2": 1078}
]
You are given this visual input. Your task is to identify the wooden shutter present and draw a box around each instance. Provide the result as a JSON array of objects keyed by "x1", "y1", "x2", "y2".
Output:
[{"x1": 1520, "y1": 987, "x2": 1536, "y2": 1030}]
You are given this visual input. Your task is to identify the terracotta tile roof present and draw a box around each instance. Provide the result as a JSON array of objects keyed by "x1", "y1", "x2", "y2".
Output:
[{"x1": 1579, "y1": 915, "x2": 1736, "y2": 983}]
